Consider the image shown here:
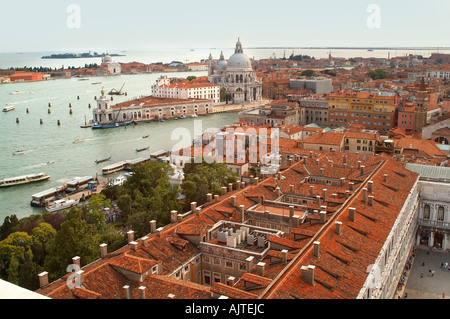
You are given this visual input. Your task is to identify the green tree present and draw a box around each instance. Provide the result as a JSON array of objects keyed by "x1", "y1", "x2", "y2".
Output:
[
  {"x1": 31, "y1": 222, "x2": 57, "y2": 266},
  {"x1": 186, "y1": 76, "x2": 196, "y2": 81},
  {"x1": 44, "y1": 207, "x2": 99, "y2": 281},
  {"x1": 368, "y1": 69, "x2": 389, "y2": 80},
  {"x1": 0, "y1": 215, "x2": 19, "y2": 240},
  {"x1": 301, "y1": 69, "x2": 315, "y2": 77},
  {"x1": 83, "y1": 193, "x2": 110, "y2": 233},
  {"x1": 220, "y1": 87, "x2": 227, "y2": 102}
]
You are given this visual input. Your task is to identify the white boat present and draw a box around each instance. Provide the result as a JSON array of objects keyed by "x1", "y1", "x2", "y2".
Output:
[
  {"x1": 10, "y1": 90, "x2": 23, "y2": 95},
  {"x1": 112, "y1": 175, "x2": 126, "y2": 186},
  {"x1": 73, "y1": 138, "x2": 86, "y2": 143},
  {"x1": 0, "y1": 172, "x2": 50, "y2": 187},
  {"x1": 13, "y1": 150, "x2": 27, "y2": 155},
  {"x1": 3, "y1": 106, "x2": 15, "y2": 112},
  {"x1": 45, "y1": 199, "x2": 80, "y2": 212}
]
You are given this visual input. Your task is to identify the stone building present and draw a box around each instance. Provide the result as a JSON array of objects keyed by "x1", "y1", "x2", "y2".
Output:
[{"x1": 208, "y1": 39, "x2": 262, "y2": 104}]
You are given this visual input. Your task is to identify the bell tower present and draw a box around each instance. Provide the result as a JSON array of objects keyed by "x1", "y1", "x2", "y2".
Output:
[{"x1": 413, "y1": 78, "x2": 428, "y2": 132}]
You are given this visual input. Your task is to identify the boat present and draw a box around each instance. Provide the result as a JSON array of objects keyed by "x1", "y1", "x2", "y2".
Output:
[
  {"x1": 112, "y1": 175, "x2": 126, "y2": 186},
  {"x1": 10, "y1": 90, "x2": 23, "y2": 95},
  {"x1": 31, "y1": 185, "x2": 67, "y2": 207},
  {"x1": 65, "y1": 176, "x2": 94, "y2": 193},
  {"x1": 0, "y1": 173, "x2": 50, "y2": 187},
  {"x1": 73, "y1": 138, "x2": 86, "y2": 143},
  {"x1": 102, "y1": 161, "x2": 128, "y2": 175},
  {"x1": 95, "y1": 156, "x2": 111, "y2": 164},
  {"x1": 45, "y1": 199, "x2": 80, "y2": 212},
  {"x1": 191, "y1": 114, "x2": 198, "y2": 118},
  {"x1": 2, "y1": 106, "x2": 15, "y2": 112},
  {"x1": 91, "y1": 121, "x2": 132, "y2": 129},
  {"x1": 136, "y1": 147, "x2": 149, "y2": 152},
  {"x1": 13, "y1": 150, "x2": 27, "y2": 155},
  {"x1": 92, "y1": 82, "x2": 102, "y2": 85},
  {"x1": 142, "y1": 135, "x2": 149, "y2": 139},
  {"x1": 180, "y1": 114, "x2": 186, "y2": 119}
]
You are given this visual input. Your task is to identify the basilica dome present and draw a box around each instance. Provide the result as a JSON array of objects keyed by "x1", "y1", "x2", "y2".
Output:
[{"x1": 226, "y1": 38, "x2": 252, "y2": 70}]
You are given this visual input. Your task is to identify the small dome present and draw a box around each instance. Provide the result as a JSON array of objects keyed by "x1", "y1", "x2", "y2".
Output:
[
  {"x1": 216, "y1": 52, "x2": 227, "y2": 70},
  {"x1": 103, "y1": 54, "x2": 112, "y2": 63}
]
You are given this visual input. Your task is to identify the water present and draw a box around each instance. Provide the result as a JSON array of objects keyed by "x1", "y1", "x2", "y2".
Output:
[{"x1": 0, "y1": 71, "x2": 239, "y2": 220}]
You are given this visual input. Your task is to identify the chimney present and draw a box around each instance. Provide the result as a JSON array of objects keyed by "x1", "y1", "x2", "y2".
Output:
[
  {"x1": 167, "y1": 294, "x2": 176, "y2": 299},
  {"x1": 368, "y1": 195, "x2": 374, "y2": 206},
  {"x1": 301, "y1": 265, "x2": 315, "y2": 286},
  {"x1": 139, "y1": 286, "x2": 146, "y2": 299},
  {"x1": 129, "y1": 241, "x2": 138, "y2": 251},
  {"x1": 316, "y1": 195, "x2": 322, "y2": 205},
  {"x1": 281, "y1": 249, "x2": 288, "y2": 264},
  {"x1": 309, "y1": 151, "x2": 313, "y2": 158},
  {"x1": 100, "y1": 243, "x2": 108, "y2": 258},
  {"x1": 309, "y1": 185, "x2": 314, "y2": 197},
  {"x1": 214, "y1": 194, "x2": 220, "y2": 202},
  {"x1": 190, "y1": 202, "x2": 197, "y2": 212},
  {"x1": 322, "y1": 189, "x2": 327, "y2": 200},
  {"x1": 357, "y1": 161, "x2": 361, "y2": 169},
  {"x1": 316, "y1": 159, "x2": 319, "y2": 166},
  {"x1": 335, "y1": 221, "x2": 342, "y2": 235},
  {"x1": 345, "y1": 189, "x2": 350, "y2": 198},
  {"x1": 156, "y1": 227, "x2": 164, "y2": 237},
  {"x1": 149, "y1": 220, "x2": 156, "y2": 234},
  {"x1": 123, "y1": 285, "x2": 131, "y2": 299},
  {"x1": 362, "y1": 188, "x2": 367, "y2": 203},
  {"x1": 239, "y1": 205, "x2": 245, "y2": 223},
  {"x1": 343, "y1": 154, "x2": 347, "y2": 165},
  {"x1": 367, "y1": 181, "x2": 373, "y2": 193},
  {"x1": 38, "y1": 272, "x2": 49, "y2": 288},
  {"x1": 289, "y1": 205, "x2": 294, "y2": 218},
  {"x1": 206, "y1": 193, "x2": 213, "y2": 202},
  {"x1": 171, "y1": 210, "x2": 178, "y2": 223},
  {"x1": 240, "y1": 181, "x2": 246, "y2": 189},
  {"x1": 127, "y1": 230, "x2": 134, "y2": 243},
  {"x1": 360, "y1": 165, "x2": 365, "y2": 175},
  {"x1": 76, "y1": 270, "x2": 85, "y2": 285},
  {"x1": 72, "y1": 256, "x2": 80, "y2": 269},
  {"x1": 196, "y1": 207, "x2": 201, "y2": 216},
  {"x1": 349, "y1": 182, "x2": 354, "y2": 191},
  {"x1": 246, "y1": 256, "x2": 254, "y2": 271},
  {"x1": 320, "y1": 168, "x2": 324, "y2": 176},
  {"x1": 256, "y1": 262, "x2": 266, "y2": 276},
  {"x1": 254, "y1": 177, "x2": 260, "y2": 184},
  {"x1": 227, "y1": 276, "x2": 236, "y2": 286},
  {"x1": 141, "y1": 236, "x2": 150, "y2": 246},
  {"x1": 290, "y1": 184, "x2": 294, "y2": 193},
  {"x1": 319, "y1": 211, "x2": 326, "y2": 224},
  {"x1": 276, "y1": 187, "x2": 281, "y2": 196},
  {"x1": 349, "y1": 207, "x2": 356, "y2": 222},
  {"x1": 231, "y1": 196, "x2": 236, "y2": 206},
  {"x1": 228, "y1": 183, "x2": 233, "y2": 192},
  {"x1": 313, "y1": 241, "x2": 320, "y2": 258},
  {"x1": 221, "y1": 186, "x2": 227, "y2": 195},
  {"x1": 384, "y1": 174, "x2": 388, "y2": 182}
]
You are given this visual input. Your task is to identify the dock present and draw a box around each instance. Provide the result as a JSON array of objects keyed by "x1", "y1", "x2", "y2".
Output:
[{"x1": 63, "y1": 178, "x2": 109, "y2": 203}]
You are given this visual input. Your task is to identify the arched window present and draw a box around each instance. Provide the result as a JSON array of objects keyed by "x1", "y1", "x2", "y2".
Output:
[
  {"x1": 423, "y1": 204, "x2": 430, "y2": 219},
  {"x1": 438, "y1": 206, "x2": 445, "y2": 221},
  {"x1": 236, "y1": 74, "x2": 239, "y2": 83}
]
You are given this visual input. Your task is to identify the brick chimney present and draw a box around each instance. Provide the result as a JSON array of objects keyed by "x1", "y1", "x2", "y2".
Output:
[
  {"x1": 367, "y1": 181, "x2": 373, "y2": 193},
  {"x1": 289, "y1": 206, "x2": 294, "y2": 218},
  {"x1": 100, "y1": 243, "x2": 108, "y2": 258},
  {"x1": 129, "y1": 241, "x2": 138, "y2": 251},
  {"x1": 214, "y1": 194, "x2": 220, "y2": 202},
  {"x1": 362, "y1": 188, "x2": 367, "y2": 203},
  {"x1": 256, "y1": 262, "x2": 266, "y2": 276},
  {"x1": 206, "y1": 193, "x2": 213, "y2": 202},
  {"x1": 141, "y1": 236, "x2": 150, "y2": 247},
  {"x1": 123, "y1": 285, "x2": 131, "y2": 299},
  {"x1": 384, "y1": 174, "x2": 388, "y2": 182},
  {"x1": 309, "y1": 185, "x2": 314, "y2": 197},
  {"x1": 368, "y1": 195, "x2": 374, "y2": 206},
  {"x1": 322, "y1": 188, "x2": 327, "y2": 200},
  {"x1": 319, "y1": 211, "x2": 326, "y2": 224},
  {"x1": 231, "y1": 196, "x2": 236, "y2": 206},
  {"x1": 72, "y1": 256, "x2": 80, "y2": 268},
  {"x1": 290, "y1": 184, "x2": 294, "y2": 193},
  {"x1": 245, "y1": 256, "x2": 254, "y2": 271},
  {"x1": 190, "y1": 202, "x2": 197, "y2": 212},
  {"x1": 349, "y1": 182, "x2": 354, "y2": 191},
  {"x1": 196, "y1": 207, "x2": 201, "y2": 216},
  {"x1": 156, "y1": 227, "x2": 164, "y2": 237},
  {"x1": 228, "y1": 183, "x2": 233, "y2": 192},
  {"x1": 281, "y1": 249, "x2": 288, "y2": 264},
  {"x1": 227, "y1": 276, "x2": 236, "y2": 286},
  {"x1": 221, "y1": 186, "x2": 227, "y2": 195},
  {"x1": 38, "y1": 271, "x2": 49, "y2": 288}
]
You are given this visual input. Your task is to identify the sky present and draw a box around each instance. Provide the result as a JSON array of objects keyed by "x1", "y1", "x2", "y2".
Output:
[{"x1": 1, "y1": 0, "x2": 450, "y2": 53}]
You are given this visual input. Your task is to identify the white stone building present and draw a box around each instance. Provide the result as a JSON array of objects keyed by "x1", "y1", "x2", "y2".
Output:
[
  {"x1": 101, "y1": 54, "x2": 121, "y2": 75},
  {"x1": 152, "y1": 76, "x2": 220, "y2": 104},
  {"x1": 208, "y1": 39, "x2": 262, "y2": 104}
]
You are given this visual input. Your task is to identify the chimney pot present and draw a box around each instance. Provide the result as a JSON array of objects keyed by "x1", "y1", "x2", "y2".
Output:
[
  {"x1": 72, "y1": 256, "x2": 80, "y2": 268},
  {"x1": 289, "y1": 205, "x2": 295, "y2": 217},
  {"x1": 368, "y1": 195, "x2": 374, "y2": 206},
  {"x1": 231, "y1": 196, "x2": 236, "y2": 206},
  {"x1": 309, "y1": 185, "x2": 314, "y2": 197},
  {"x1": 368, "y1": 181, "x2": 373, "y2": 193},
  {"x1": 301, "y1": 265, "x2": 315, "y2": 286},
  {"x1": 171, "y1": 210, "x2": 178, "y2": 223},
  {"x1": 362, "y1": 188, "x2": 367, "y2": 203},
  {"x1": 281, "y1": 249, "x2": 288, "y2": 264},
  {"x1": 206, "y1": 193, "x2": 213, "y2": 202},
  {"x1": 139, "y1": 286, "x2": 146, "y2": 299},
  {"x1": 129, "y1": 241, "x2": 138, "y2": 251},
  {"x1": 319, "y1": 211, "x2": 326, "y2": 224},
  {"x1": 221, "y1": 186, "x2": 227, "y2": 195},
  {"x1": 190, "y1": 202, "x2": 197, "y2": 212},
  {"x1": 123, "y1": 285, "x2": 131, "y2": 299},
  {"x1": 257, "y1": 262, "x2": 266, "y2": 276}
]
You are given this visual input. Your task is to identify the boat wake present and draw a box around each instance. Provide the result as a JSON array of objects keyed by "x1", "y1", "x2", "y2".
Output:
[{"x1": 23, "y1": 161, "x2": 54, "y2": 169}]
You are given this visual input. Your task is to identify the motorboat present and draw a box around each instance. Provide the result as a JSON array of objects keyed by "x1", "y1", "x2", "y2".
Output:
[
  {"x1": 112, "y1": 175, "x2": 126, "y2": 186},
  {"x1": 13, "y1": 150, "x2": 27, "y2": 155},
  {"x1": 10, "y1": 90, "x2": 23, "y2": 95},
  {"x1": 73, "y1": 138, "x2": 86, "y2": 143},
  {"x1": 3, "y1": 106, "x2": 15, "y2": 112},
  {"x1": 45, "y1": 199, "x2": 79, "y2": 212},
  {"x1": 0, "y1": 172, "x2": 50, "y2": 187},
  {"x1": 136, "y1": 147, "x2": 149, "y2": 152},
  {"x1": 142, "y1": 135, "x2": 149, "y2": 139}
]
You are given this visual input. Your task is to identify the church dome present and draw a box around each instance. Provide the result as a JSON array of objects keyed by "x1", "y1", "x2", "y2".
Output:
[
  {"x1": 216, "y1": 51, "x2": 227, "y2": 70},
  {"x1": 102, "y1": 54, "x2": 112, "y2": 63},
  {"x1": 227, "y1": 38, "x2": 252, "y2": 70}
]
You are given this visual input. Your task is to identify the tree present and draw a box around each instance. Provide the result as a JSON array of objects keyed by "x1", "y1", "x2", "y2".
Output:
[
  {"x1": 44, "y1": 207, "x2": 99, "y2": 281},
  {"x1": 368, "y1": 69, "x2": 389, "y2": 80},
  {"x1": 220, "y1": 87, "x2": 227, "y2": 102},
  {"x1": 301, "y1": 69, "x2": 315, "y2": 77},
  {"x1": 31, "y1": 222, "x2": 56, "y2": 266},
  {"x1": 186, "y1": 76, "x2": 196, "y2": 81},
  {"x1": 181, "y1": 158, "x2": 238, "y2": 210},
  {"x1": 83, "y1": 193, "x2": 110, "y2": 233},
  {"x1": 0, "y1": 215, "x2": 19, "y2": 240}
]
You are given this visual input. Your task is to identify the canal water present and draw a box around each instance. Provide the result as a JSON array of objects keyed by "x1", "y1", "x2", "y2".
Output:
[{"x1": 0, "y1": 71, "x2": 238, "y2": 220}]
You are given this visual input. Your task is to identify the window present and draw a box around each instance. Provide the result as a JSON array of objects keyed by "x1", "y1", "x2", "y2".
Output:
[
  {"x1": 423, "y1": 205, "x2": 430, "y2": 219},
  {"x1": 438, "y1": 206, "x2": 445, "y2": 221},
  {"x1": 204, "y1": 271, "x2": 211, "y2": 286}
]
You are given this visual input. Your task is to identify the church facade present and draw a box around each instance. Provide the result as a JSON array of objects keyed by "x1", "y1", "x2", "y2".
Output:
[{"x1": 208, "y1": 39, "x2": 262, "y2": 104}]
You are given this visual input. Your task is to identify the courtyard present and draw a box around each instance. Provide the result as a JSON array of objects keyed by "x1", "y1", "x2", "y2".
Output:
[{"x1": 400, "y1": 247, "x2": 450, "y2": 299}]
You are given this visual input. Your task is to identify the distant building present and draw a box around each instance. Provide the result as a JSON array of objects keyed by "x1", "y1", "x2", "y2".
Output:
[
  {"x1": 208, "y1": 39, "x2": 262, "y2": 104},
  {"x1": 290, "y1": 77, "x2": 332, "y2": 94},
  {"x1": 238, "y1": 101, "x2": 299, "y2": 127},
  {"x1": 152, "y1": 76, "x2": 220, "y2": 104},
  {"x1": 10, "y1": 71, "x2": 43, "y2": 82},
  {"x1": 101, "y1": 54, "x2": 121, "y2": 75},
  {"x1": 297, "y1": 98, "x2": 329, "y2": 127}
]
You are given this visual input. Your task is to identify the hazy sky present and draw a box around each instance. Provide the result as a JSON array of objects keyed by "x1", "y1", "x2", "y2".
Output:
[{"x1": 2, "y1": 0, "x2": 450, "y2": 53}]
